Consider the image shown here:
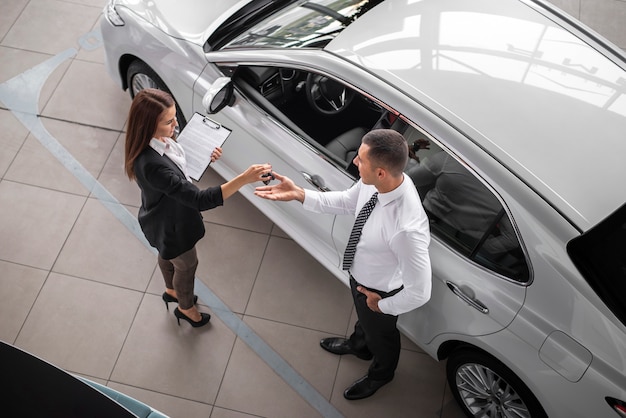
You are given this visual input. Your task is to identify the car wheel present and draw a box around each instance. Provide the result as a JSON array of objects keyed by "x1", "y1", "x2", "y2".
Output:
[
  {"x1": 126, "y1": 60, "x2": 187, "y2": 130},
  {"x1": 446, "y1": 349, "x2": 547, "y2": 418}
]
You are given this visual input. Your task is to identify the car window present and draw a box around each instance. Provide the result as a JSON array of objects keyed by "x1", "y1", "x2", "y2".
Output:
[
  {"x1": 219, "y1": 0, "x2": 385, "y2": 50},
  {"x1": 404, "y1": 128, "x2": 529, "y2": 282},
  {"x1": 224, "y1": 63, "x2": 529, "y2": 282},
  {"x1": 226, "y1": 64, "x2": 386, "y2": 174},
  {"x1": 568, "y1": 203, "x2": 626, "y2": 326}
]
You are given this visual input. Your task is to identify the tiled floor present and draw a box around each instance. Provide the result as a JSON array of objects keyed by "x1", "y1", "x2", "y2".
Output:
[{"x1": 0, "y1": 1, "x2": 624, "y2": 417}]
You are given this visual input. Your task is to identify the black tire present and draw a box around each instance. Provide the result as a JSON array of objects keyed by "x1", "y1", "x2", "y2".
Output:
[
  {"x1": 126, "y1": 60, "x2": 187, "y2": 130},
  {"x1": 446, "y1": 349, "x2": 547, "y2": 418}
]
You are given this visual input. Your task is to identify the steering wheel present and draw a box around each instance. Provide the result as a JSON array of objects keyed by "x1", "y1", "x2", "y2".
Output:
[{"x1": 305, "y1": 73, "x2": 354, "y2": 115}]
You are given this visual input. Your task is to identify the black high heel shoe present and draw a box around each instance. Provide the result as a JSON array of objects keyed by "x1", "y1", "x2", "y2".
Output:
[
  {"x1": 162, "y1": 292, "x2": 198, "y2": 311},
  {"x1": 173, "y1": 307, "x2": 211, "y2": 327}
]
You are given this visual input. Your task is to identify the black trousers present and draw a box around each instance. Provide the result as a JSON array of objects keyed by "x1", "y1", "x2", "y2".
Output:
[{"x1": 348, "y1": 276, "x2": 402, "y2": 381}]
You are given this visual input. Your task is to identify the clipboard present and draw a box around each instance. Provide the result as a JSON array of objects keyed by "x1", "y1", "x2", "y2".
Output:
[{"x1": 176, "y1": 112, "x2": 232, "y2": 181}]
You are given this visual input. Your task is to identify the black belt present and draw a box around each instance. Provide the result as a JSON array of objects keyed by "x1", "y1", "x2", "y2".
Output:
[{"x1": 350, "y1": 276, "x2": 403, "y2": 298}]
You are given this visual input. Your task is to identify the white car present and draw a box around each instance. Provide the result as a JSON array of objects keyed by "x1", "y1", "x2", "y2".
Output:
[{"x1": 101, "y1": 0, "x2": 626, "y2": 416}]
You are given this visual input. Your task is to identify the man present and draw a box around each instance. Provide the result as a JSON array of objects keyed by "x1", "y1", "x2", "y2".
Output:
[{"x1": 255, "y1": 129, "x2": 431, "y2": 400}]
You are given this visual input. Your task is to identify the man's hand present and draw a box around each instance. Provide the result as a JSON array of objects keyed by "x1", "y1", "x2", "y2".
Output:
[
  {"x1": 357, "y1": 286, "x2": 382, "y2": 313},
  {"x1": 254, "y1": 172, "x2": 305, "y2": 203}
]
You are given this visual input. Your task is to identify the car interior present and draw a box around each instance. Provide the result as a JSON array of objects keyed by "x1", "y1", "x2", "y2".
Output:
[{"x1": 228, "y1": 63, "x2": 529, "y2": 282}]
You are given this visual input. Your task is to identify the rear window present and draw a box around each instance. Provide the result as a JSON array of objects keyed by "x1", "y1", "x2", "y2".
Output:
[
  {"x1": 567, "y1": 203, "x2": 626, "y2": 326},
  {"x1": 405, "y1": 135, "x2": 529, "y2": 283}
]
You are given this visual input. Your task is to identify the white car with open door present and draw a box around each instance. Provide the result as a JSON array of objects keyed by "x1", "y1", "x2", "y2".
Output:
[{"x1": 101, "y1": 0, "x2": 626, "y2": 416}]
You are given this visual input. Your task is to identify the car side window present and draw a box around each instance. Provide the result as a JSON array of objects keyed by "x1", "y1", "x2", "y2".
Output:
[
  {"x1": 227, "y1": 63, "x2": 528, "y2": 281},
  {"x1": 404, "y1": 129, "x2": 529, "y2": 282},
  {"x1": 227, "y1": 64, "x2": 385, "y2": 174}
]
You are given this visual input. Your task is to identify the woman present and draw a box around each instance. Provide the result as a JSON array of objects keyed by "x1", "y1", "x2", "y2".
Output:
[{"x1": 125, "y1": 88, "x2": 271, "y2": 327}]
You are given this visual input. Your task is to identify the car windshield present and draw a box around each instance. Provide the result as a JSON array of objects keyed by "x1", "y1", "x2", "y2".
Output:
[
  {"x1": 567, "y1": 203, "x2": 626, "y2": 326},
  {"x1": 223, "y1": 0, "x2": 383, "y2": 49}
]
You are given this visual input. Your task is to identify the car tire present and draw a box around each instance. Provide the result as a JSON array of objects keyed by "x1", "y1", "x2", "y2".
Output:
[
  {"x1": 126, "y1": 60, "x2": 187, "y2": 130},
  {"x1": 446, "y1": 349, "x2": 547, "y2": 418}
]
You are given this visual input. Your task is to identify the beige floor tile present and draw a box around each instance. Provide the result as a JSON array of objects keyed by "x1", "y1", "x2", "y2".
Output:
[
  {"x1": 96, "y1": 134, "x2": 141, "y2": 206},
  {"x1": 0, "y1": 109, "x2": 29, "y2": 177},
  {"x1": 581, "y1": 0, "x2": 626, "y2": 48},
  {"x1": 75, "y1": 4, "x2": 110, "y2": 63},
  {"x1": 215, "y1": 335, "x2": 324, "y2": 418},
  {"x1": 547, "y1": 0, "x2": 581, "y2": 17},
  {"x1": 0, "y1": 46, "x2": 51, "y2": 84},
  {"x1": 111, "y1": 294, "x2": 235, "y2": 403},
  {"x1": 54, "y1": 197, "x2": 156, "y2": 290},
  {"x1": 195, "y1": 223, "x2": 270, "y2": 313},
  {"x1": 245, "y1": 316, "x2": 342, "y2": 399},
  {"x1": 5, "y1": 118, "x2": 118, "y2": 195},
  {"x1": 4, "y1": 135, "x2": 86, "y2": 194},
  {"x1": 271, "y1": 223, "x2": 291, "y2": 239},
  {"x1": 108, "y1": 382, "x2": 214, "y2": 418},
  {"x1": 441, "y1": 376, "x2": 468, "y2": 418},
  {"x1": 146, "y1": 267, "x2": 167, "y2": 296},
  {"x1": 332, "y1": 350, "x2": 450, "y2": 418},
  {"x1": 0, "y1": 181, "x2": 85, "y2": 269},
  {"x1": 14, "y1": 272, "x2": 142, "y2": 378},
  {"x1": 2, "y1": 0, "x2": 102, "y2": 55},
  {"x1": 246, "y1": 236, "x2": 354, "y2": 335},
  {"x1": 0, "y1": 261, "x2": 48, "y2": 343},
  {"x1": 74, "y1": 0, "x2": 109, "y2": 8},
  {"x1": 210, "y1": 407, "x2": 262, "y2": 418},
  {"x1": 0, "y1": 0, "x2": 28, "y2": 40},
  {"x1": 42, "y1": 59, "x2": 130, "y2": 131},
  {"x1": 197, "y1": 169, "x2": 274, "y2": 234}
]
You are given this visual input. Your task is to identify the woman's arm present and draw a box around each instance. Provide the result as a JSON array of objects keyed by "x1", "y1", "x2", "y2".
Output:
[{"x1": 221, "y1": 164, "x2": 272, "y2": 200}]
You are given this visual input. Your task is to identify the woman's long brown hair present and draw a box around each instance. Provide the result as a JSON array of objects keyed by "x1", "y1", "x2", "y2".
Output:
[{"x1": 124, "y1": 88, "x2": 175, "y2": 180}]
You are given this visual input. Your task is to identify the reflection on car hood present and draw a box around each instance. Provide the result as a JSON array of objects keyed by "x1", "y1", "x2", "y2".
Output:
[
  {"x1": 329, "y1": 0, "x2": 626, "y2": 231},
  {"x1": 116, "y1": 0, "x2": 252, "y2": 45}
]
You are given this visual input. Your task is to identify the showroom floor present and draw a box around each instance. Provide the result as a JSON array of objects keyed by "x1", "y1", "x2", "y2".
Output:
[{"x1": 1, "y1": 0, "x2": 624, "y2": 417}]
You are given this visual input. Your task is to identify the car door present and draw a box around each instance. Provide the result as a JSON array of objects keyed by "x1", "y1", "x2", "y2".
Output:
[
  {"x1": 191, "y1": 58, "x2": 358, "y2": 276},
  {"x1": 391, "y1": 123, "x2": 529, "y2": 346},
  {"x1": 325, "y1": 104, "x2": 529, "y2": 345}
]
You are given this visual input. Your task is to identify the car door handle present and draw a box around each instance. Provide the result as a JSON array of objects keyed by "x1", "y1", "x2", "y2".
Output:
[
  {"x1": 302, "y1": 172, "x2": 330, "y2": 192},
  {"x1": 446, "y1": 281, "x2": 489, "y2": 314}
]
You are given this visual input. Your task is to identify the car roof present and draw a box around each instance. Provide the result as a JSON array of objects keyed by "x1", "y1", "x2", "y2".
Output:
[{"x1": 328, "y1": 0, "x2": 626, "y2": 231}]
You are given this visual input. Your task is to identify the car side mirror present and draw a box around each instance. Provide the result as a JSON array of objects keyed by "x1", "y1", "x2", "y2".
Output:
[{"x1": 202, "y1": 77, "x2": 235, "y2": 114}]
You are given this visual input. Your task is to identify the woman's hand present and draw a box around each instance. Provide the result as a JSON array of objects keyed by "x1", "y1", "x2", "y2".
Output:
[
  {"x1": 242, "y1": 163, "x2": 272, "y2": 184},
  {"x1": 220, "y1": 163, "x2": 272, "y2": 200},
  {"x1": 210, "y1": 147, "x2": 223, "y2": 163}
]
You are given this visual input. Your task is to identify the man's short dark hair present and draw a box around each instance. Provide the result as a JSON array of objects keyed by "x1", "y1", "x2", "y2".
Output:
[{"x1": 362, "y1": 129, "x2": 408, "y2": 176}]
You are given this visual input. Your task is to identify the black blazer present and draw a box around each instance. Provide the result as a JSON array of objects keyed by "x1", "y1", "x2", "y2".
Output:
[{"x1": 134, "y1": 147, "x2": 223, "y2": 259}]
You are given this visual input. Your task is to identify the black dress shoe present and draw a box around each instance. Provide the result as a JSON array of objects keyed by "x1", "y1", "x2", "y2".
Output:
[
  {"x1": 343, "y1": 375, "x2": 392, "y2": 400},
  {"x1": 319, "y1": 337, "x2": 373, "y2": 360}
]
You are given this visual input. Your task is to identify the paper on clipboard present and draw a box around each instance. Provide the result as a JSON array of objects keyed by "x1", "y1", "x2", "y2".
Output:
[{"x1": 176, "y1": 112, "x2": 231, "y2": 181}]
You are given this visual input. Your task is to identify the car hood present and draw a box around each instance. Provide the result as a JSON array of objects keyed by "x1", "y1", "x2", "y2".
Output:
[
  {"x1": 115, "y1": 0, "x2": 252, "y2": 45},
  {"x1": 328, "y1": 0, "x2": 626, "y2": 232}
]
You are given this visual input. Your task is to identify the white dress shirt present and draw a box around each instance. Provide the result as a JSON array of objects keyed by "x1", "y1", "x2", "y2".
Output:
[
  {"x1": 149, "y1": 137, "x2": 192, "y2": 181},
  {"x1": 303, "y1": 174, "x2": 432, "y2": 315}
]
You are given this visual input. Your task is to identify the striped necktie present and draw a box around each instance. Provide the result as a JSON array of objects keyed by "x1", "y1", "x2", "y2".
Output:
[{"x1": 343, "y1": 192, "x2": 378, "y2": 271}]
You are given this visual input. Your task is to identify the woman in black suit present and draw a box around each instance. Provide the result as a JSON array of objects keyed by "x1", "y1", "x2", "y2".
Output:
[{"x1": 125, "y1": 88, "x2": 271, "y2": 327}]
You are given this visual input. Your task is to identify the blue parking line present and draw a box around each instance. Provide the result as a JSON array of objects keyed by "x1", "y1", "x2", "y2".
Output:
[{"x1": 0, "y1": 35, "x2": 343, "y2": 418}]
